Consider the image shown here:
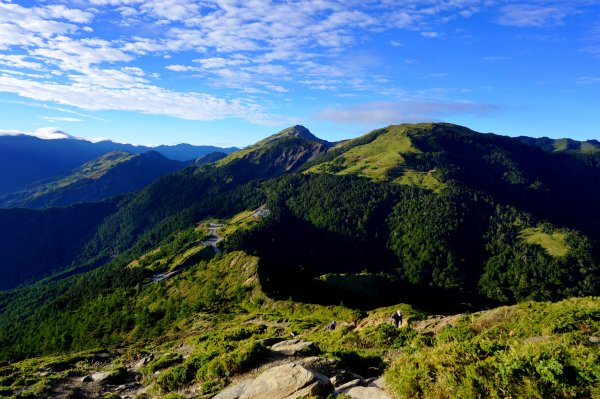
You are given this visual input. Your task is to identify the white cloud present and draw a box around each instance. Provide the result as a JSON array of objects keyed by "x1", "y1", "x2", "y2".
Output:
[
  {"x1": 421, "y1": 31, "x2": 440, "y2": 38},
  {"x1": 497, "y1": 5, "x2": 566, "y2": 28},
  {"x1": 0, "y1": 74, "x2": 280, "y2": 124},
  {"x1": 0, "y1": 0, "x2": 528, "y2": 125},
  {"x1": 0, "y1": 127, "x2": 76, "y2": 140},
  {"x1": 40, "y1": 116, "x2": 84, "y2": 122},
  {"x1": 0, "y1": 55, "x2": 45, "y2": 71},
  {"x1": 318, "y1": 101, "x2": 500, "y2": 125}
]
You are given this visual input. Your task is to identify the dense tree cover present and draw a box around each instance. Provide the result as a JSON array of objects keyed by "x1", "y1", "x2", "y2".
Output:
[
  {"x1": 404, "y1": 124, "x2": 600, "y2": 241},
  {"x1": 0, "y1": 200, "x2": 118, "y2": 290},
  {"x1": 0, "y1": 250, "x2": 258, "y2": 360},
  {"x1": 0, "y1": 128, "x2": 324, "y2": 293},
  {"x1": 228, "y1": 172, "x2": 599, "y2": 309},
  {"x1": 479, "y1": 207, "x2": 599, "y2": 303},
  {"x1": 1, "y1": 123, "x2": 600, "y2": 364}
]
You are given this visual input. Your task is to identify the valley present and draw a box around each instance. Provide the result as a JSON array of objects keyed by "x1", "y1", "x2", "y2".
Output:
[{"x1": 0, "y1": 123, "x2": 599, "y2": 399}]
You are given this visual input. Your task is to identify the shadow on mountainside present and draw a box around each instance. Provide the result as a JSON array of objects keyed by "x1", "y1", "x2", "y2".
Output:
[{"x1": 229, "y1": 210, "x2": 494, "y2": 314}]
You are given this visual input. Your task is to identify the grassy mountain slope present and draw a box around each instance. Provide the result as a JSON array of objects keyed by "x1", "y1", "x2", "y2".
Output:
[
  {"x1": 1, "y1": 122, "x2": 600, "y2": 398},
  {"x1": 0, "y1": 234, "x2": 597, "y2": 398},
  {"x1": 0, "y1": 126, "x2": 327, "y2": 290},
  {"x1": 0, "y1": 151, "x2": 185, "y2": 208}
]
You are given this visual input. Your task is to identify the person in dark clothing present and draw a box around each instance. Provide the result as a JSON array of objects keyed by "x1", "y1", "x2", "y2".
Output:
[
  {"x1": 327, "y1": 320, "x2": 336, "y2": 331},
  {"x1": 391, "y1": 310, "x2": 403, "y2": 328}
]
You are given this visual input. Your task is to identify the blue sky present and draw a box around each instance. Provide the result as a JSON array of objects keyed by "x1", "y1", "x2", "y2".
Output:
[{"x1": 0, "y1": 0, "x2": 599, "y2": 147}]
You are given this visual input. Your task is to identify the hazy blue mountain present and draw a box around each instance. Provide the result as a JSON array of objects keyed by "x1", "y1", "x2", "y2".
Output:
[
  {"x1": 0, "y1": 150, "x2": 186, "y2": 208},
  {"x1": 0, "y1": 134, "x2": 238, "y2": 195}
]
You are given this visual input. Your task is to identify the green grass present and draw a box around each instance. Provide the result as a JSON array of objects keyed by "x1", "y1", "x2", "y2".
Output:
[
  {"x1": 395, "y1": 170, "x2": 446, "y2": 193},
  {"x1": 580, "y1": 141, "x2": 600, "y2": 153},
  {"x1": 25, "y1": 151, "x2": 137, "y2": 200},
  {"x1": 385, "y1": 297, "x2": 600, "y2": 399},
  {"x1": 308, "y1": 125, "x2": 419, "y2": 179},
  {"x1": 519, "y1": 226, "x2": 569, "y2": 257}
]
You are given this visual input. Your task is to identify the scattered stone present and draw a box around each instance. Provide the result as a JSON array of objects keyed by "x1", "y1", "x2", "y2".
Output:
[
  {"x1": 134, "y1": 355, "x2": 153, "y2": 371},
  {"x1": 270, "y1": 339, "x2": 315, "y2": 356},
  {"x1": 589, "y1": 336, "x2": 600, "y2": 345},
  {"x1": 90, "y1": 372, "x2": 110, "y2": 382},
  {"x1": 81, "y1": 375, "x2": 93, "y2": 383}
]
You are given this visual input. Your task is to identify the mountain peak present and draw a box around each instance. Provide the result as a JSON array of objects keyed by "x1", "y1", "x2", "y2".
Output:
[{"x1": 269, "y1": 125, "x2": 327, "y2": 144}]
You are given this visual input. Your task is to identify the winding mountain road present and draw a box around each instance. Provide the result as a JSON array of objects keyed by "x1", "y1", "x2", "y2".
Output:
[{"x1": 201, "y1": 223, "x2": 223, "y2": 255}]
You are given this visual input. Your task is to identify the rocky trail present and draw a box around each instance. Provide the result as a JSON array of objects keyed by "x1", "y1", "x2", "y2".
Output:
[{"x1": 46, "y1": 337, "x2": 395, "y2": 399}]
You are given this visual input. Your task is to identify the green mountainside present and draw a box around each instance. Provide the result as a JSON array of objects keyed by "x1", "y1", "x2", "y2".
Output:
[
  {"x1": 0, "y1": 123, "x2": 599, "y2": 398},
  {"x1": 0, "y1": 151, "x2": 185, "y2": 208}
]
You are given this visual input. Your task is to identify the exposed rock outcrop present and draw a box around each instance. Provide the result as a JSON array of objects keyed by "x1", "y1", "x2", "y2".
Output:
[
  {"x1": 214, "y1": 363, "x2": 332, "y2": 399},
  {"x1": 270, "y1": 339, "x2": 315, "y2": 356}
]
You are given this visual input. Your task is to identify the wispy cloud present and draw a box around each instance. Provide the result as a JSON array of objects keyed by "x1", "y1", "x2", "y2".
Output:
[
  {"x1": 318, "y1": 101, "x2": 500, "y2": 125},
  {"x1": 421, "y1": 31, "x2": 440, "y2": 38},
  {"x1": 0, "y1": 75, "x2": 280, "y2": 124},
  {"x1": 497, "y1": 4, "x2": 567, "y2": 28},
  {"x1": 576, "y1": 76, "x2": 600, "y2": 84},
  {"x1": 0, "y1": 0, "x2": 592, "y2": 128},
  {"x1": 40, "y1": 116, "x2": 83, "y2": 122}
]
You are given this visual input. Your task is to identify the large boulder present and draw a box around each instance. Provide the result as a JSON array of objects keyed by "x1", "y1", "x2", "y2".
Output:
[
  {"x1": 214, "y1": 363, "x2": 332, "y2": 399},
  {"x1": 270, "y1": 339, "x2": 316, "y2": 356},
  {"x1": 214, "y1": 380, "x2": 252, "y2": 399}
]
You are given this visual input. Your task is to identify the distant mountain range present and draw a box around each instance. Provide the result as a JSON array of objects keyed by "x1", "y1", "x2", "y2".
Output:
[
  {"x1": 0, "y1": 123, "x2": 599, "y2": 399},
  {"x1": 0, "y1": 134, "x2": 237, "y2": 196},
  {"x1": 0, "y1": 151, "x2": 186, "y2": 208}
]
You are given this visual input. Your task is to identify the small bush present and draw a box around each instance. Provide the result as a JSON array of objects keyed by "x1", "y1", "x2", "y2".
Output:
[
  {"x1": 156, "y1": 365, "x2": 191, "y2": 392},
  {"x1": 141, "y1": 353, "x2": 182, "y2": 375}
]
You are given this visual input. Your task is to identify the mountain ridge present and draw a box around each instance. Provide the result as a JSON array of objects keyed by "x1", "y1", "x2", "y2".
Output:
[
  {"x1": 0, "y1": 135, "x2": 238, "y2": 196},
  {"x1": 0, "y1": 123, "x2": 599, "y2": 399},
  {"x1": 0, "y1": 150, "x2": 186, "y2": 208}
]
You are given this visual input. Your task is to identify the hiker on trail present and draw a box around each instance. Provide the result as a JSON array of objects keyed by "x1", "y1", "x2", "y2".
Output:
[
  {"x1": 327, "y1": 320, "x2": 336, "y2": 331},
  {"x1": 391, "y1": 310, "x2": 403, "y2": 328}
]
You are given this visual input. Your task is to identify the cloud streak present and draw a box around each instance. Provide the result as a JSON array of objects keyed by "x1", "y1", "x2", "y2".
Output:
[{"x1": 318, "y1": 101, "x2": 500, "y2": 125}]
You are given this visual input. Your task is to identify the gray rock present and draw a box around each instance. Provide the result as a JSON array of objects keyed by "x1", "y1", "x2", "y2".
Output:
[
  {"x1": 270, "y1": 339, "x2": 315, "y2": 356},
  {"x1": 90, "y1": 372, "x2": 110, "y2": 382},
  {"x1": 335, "y1": 378, "x2": 363, "y2": 391},
  {"x1": 329, "y1": 369, "x2": 358, "y2": 387},
  {"x1": 367, "y1": 377, "x2": 386, "y2": 389},
  {"x1": 221, "y1": 363, "x2": 332, "y2": 399},
  {"x1": 342, "y1": 386, "x2": 393, "y2": 399},
  {"x1": 589, "y1": 336, "x2": 600, "y2": 345},
  {"x1": 296, "y1": 356, "x2": 338, "y2": 375},
  {"x1": 134, "y1": 356, "x2": 152, "y2": 371},
  {"x1": 81, "y1": 375, "x2": 93, "y2": 383},
  {"x1": 213, "y1": 380, "x2": 252, "y2": 399}
]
